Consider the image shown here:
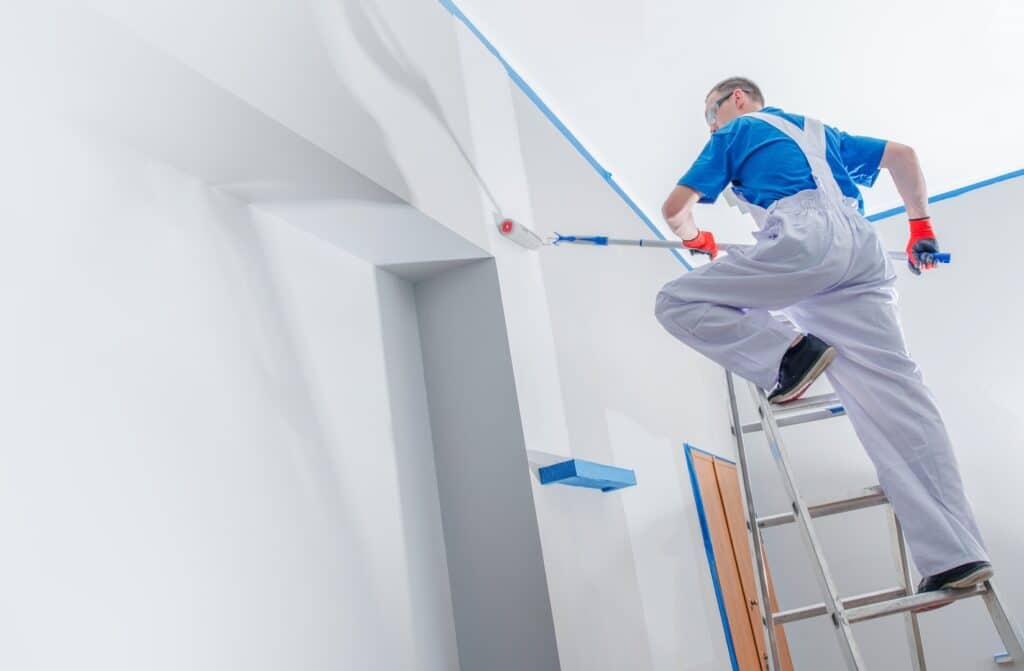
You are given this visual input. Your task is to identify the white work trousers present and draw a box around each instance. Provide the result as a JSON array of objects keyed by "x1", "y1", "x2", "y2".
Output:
[{"x1": 655, "y1": 189, "x2": 988, "y2": 577}]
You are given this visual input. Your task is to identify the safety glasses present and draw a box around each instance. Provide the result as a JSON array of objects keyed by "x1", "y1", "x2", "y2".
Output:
[{"x1": 705, "y1": 89, "x2": 749, "y2": 127}]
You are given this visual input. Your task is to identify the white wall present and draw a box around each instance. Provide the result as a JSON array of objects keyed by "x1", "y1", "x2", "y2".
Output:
[
  {"x1": 82, "y1": 0, "x2": 493, "y2": 252},
  {"x1": 416, "y1": 259, "x2": 561, "y2": 670},
  {"x1": 511, "y1": 87, "x2": 738, "y2": 671},
  {"x1": 739, "y1": 177, "x2": 1024, "y2": 670},
  {"x1": 2, "y1": 3, "x2": 580, "y2": 669},
  {"x1": 71, "y1": 0, "x2": 579, "y2": 493},
  {"x1": 375, "y1": 268, "x2": 463, "y2": 669},
  {"x1": 0, "y1": 112, "x2": 458, "y2": 669},
  {"x1": 11, "y1": 2, "x2": 1017, "y2": 670}
]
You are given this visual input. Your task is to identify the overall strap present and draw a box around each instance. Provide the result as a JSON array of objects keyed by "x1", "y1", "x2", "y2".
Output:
[{"x1": 745, "y1": 112, "x2": 845, "y2": 205}]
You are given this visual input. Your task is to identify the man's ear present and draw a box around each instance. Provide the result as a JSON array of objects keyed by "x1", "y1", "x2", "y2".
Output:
[{"x1": 734, "y1": 89, "x2": 746, "y2": 110}]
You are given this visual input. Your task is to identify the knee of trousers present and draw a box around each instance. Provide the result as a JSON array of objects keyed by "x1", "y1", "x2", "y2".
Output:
[{"x1": 654, "y1": 288, "x2": 711, "y2": 337}]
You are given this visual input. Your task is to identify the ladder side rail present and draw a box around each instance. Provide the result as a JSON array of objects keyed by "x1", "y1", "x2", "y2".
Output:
[
  {"x1": 727, "y1": 371, "x2": 781, "y2": 671},
  {"x1": 748, "y1": 381, "x2": 866, "y2": 670},
  {"x1": 980, "y1": 581, "x2": 1024, "y2": 665},
  {"x1": 889, "y1": 512, "x2": 927, "y2": 670}
]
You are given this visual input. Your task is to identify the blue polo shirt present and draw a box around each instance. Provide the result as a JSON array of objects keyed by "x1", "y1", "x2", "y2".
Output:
[{"x1": 678, "y1": 107, "x2": 887, "y2": 213}]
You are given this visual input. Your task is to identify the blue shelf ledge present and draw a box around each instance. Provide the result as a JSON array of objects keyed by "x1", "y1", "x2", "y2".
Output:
[{"x1": 538, "y1": 459, "x2": 636, "y2": 492}]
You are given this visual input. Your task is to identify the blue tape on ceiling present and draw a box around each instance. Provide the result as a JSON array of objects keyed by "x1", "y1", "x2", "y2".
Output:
[
  {"x1": 683, "y1": 443, "x2": 740, "y2": 671},
  {"x1": 438, "y1": 0, "x2": 693, "y2": 271},
  {"x1": 867, "y1": 167, "x2": 1024, "y2": 222}
]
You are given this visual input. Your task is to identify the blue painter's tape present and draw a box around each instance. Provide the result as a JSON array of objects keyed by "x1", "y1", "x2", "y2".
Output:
[
  {"x1": 683, "y1": 443, "x2": 740, "y2": 671},
  {"x1": 829, "y1": 406, "x2": 845, "y2": 415},
  {"x1": 437, "y1": 0, "x2": 693, "y2": 271},
  {"x1": 539, "y1": 459, "x2": 636, "y2": 492},
  {"x1": 868, "y1": 167, "x2": 1024, "y2": 222}
]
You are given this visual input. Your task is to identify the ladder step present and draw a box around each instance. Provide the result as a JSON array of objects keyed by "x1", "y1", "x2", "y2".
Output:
[
  {"x1": 770, "y1": 392, "x2": 842, "y2": 415},
  {"x1": 757, "y1": 486, "x2": 888, "y2": 528},
  {"x1": 845, "y1": 583, "x2": 988, "y2": 623},
  {"x1": 774, "y1": 583, "x2": 989, "y2": 626},
  {"x1": 774, "y1": 587, "x2": 907, "y2": 625},
  {"x1": 739, "y1": 405, "x2": 846, "y2": 434}
]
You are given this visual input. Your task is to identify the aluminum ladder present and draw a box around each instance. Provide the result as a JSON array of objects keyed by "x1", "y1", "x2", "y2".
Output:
[{"x1": 725, "y1": 370, "x2": 1024, "y2": 670}]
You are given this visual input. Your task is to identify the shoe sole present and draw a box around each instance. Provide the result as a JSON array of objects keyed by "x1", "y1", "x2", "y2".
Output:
[
  {"x1": 915, "y1": 565, "x2": 994, "y2": 613},
  {"x1": 769, "y1": 346, "x2": 837, "y2": 404},
  {"x1": 944, "y1": 564, "x2": 994, "y2": 589}
]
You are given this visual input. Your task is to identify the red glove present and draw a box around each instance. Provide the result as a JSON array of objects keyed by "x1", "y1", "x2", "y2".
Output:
[
  {"x1": 683, "y1": 229, "x2": 719, "y2": 260},
  {"x1": 906, "y1": 217, "x2": 940, "y2": 275}
]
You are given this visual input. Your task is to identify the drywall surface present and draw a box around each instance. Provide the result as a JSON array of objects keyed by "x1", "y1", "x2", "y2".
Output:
[
  {"x1": 3, "y1": 4, "x2": 579, "y2": 667},
  {"x1": 415, "y1": 259, "x2": 561, "y2": 671},
  {"x1": 0, "y1": 113, "x2": 457, "y2": 670},
  {"x1": 82, "y1": 0, "x2": 492, "y2": 252},
  {"x1": 512, "y1": 85, "x2": 738, "y2": 671}
]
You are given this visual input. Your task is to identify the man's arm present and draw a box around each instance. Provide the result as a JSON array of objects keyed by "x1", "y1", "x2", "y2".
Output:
[
  {"x1": 880, "y1": 141, "x2": 939, "y2": 274},
  {"x1": 880, "y1": 142, "x2": 928, "y2": 219},
  {"x1": 662, "y1": 185, "x2": 719, "y2": 259},
  {"x1": 662, "y1": 185, "x2": 701, "y2": 240},
  {"x1": 666, "y1": 128, "x2": 733, "y2": 259}
]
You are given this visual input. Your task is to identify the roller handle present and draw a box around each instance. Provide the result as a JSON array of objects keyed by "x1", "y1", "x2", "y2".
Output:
[{"x1": 888, "y1": 251, "x2": 951, "y2": 263}]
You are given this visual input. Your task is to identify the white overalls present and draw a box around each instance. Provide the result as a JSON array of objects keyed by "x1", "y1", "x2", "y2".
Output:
[{"x1": 655, "y1": 113, "x2": 988, "y2": 577}]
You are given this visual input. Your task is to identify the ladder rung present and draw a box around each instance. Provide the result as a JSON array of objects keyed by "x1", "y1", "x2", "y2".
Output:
[
  {"x1": 739, "y1": 406, "x2": 846, "y2": 434},
  {"x1": 845, "y1": 583, "x2": 988, "y2": 623},
  {"x1": 770, "y1": 392, "x2": 842, "y2": 415},
  {"x1": 757, "y1": 486, "x2": 888, "y2": 528},
  {"x1": 774, "y1": 587, "x2": 908, "y2": 625}
]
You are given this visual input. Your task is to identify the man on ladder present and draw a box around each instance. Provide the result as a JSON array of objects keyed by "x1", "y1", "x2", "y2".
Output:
[{"x1": 653, "y1": 77, "x2": 991, "y2": 596}]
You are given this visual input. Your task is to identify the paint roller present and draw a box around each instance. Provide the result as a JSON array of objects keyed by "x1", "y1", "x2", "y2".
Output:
[
  {"x1": 497, "y1": 218, "x2": 545, "y2": 250},
  {"x1": 496, "y1": 219, "x2": 952, "y2": 264}
]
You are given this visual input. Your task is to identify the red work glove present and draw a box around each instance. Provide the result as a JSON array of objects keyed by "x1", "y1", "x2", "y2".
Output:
[
  {"x1": 906, "y1": 217, "x2": 940, "y2": 276},
  {"x1": 683, "y1": 229, "x2": 719, "y2": 260}
]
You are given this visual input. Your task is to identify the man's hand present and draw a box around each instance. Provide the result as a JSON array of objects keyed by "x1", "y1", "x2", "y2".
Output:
[
  {"x1": 906, "y1": 216, "x2": 939, "y2": 275},
  {"x1": 882, "y1": 143, "x2": 939, "y2": 275},
  {"x1": 683, "y1": 229, "x2": 719, "y2": 260}
]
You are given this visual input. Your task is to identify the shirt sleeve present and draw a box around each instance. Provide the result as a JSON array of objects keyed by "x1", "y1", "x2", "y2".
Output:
[
  {"x1": 837, "y1": 130, "x2": 887, "y2": 188},
  {"x1": 677, "y1": 130, "x2": 734, "y2": 204}
]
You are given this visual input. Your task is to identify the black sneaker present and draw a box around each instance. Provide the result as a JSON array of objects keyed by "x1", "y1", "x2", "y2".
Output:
[
  {"x1": 917, "y1": 561, "x2": 993, "y2": 593},
  {"x1": 914, "y1": 561, "x2": 993, "y2": 612},
  {"x1": 767, "y1": 334, "x2": 837, "y2": 404}
]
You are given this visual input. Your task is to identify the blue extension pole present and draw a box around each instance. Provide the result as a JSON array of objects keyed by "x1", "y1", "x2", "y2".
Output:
[{"x1": 550, "y1": 233, "x2": 951, "y2": 263}]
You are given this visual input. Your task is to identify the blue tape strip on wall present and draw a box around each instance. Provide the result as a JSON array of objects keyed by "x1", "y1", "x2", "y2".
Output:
[
  {"x1": 438, "y1": 0, "x2": 693, "y2": 271},
  {"x1": 868, "y1": 167, "x2": 1024, "y2": 222}
]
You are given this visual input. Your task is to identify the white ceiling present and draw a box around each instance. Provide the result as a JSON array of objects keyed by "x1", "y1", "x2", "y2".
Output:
[{"x1": 453, "y1": 0, "x2": 1024, "y2": 237}]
